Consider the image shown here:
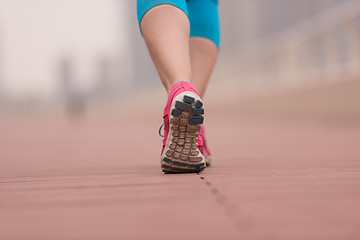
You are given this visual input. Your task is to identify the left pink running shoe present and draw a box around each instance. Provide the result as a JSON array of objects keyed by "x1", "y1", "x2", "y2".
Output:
[{"x1": 161, "y1": 81, "x2": 206, "y2": 173}]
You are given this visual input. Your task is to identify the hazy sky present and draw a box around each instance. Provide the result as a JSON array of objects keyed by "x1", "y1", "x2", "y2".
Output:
[{"x1": 0, "y1": 0, "x2": 129, "y2": 99}]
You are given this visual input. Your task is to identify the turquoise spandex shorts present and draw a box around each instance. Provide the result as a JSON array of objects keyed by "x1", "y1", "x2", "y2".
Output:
[{"x1": 137, "y1": 0, "x2": 220, "y2": 48}]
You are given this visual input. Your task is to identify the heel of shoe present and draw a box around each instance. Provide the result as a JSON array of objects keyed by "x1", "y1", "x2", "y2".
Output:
[{"x1": 161, "y1": 93, "x2": 206, "y2": 173}]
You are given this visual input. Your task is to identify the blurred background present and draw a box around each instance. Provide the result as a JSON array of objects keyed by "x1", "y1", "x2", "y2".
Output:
[
  {"x1": 0, "y1": 0, "x2": 359, "y2": 118},
  {"x1": 0, "y1": 0, "x2": 360, "y2": 172},
  {"x1": 1, "y1": 1, "x2": 360, "y2": 239},
  {"x1": 1, "y1": 0, "x2": 360, "y2": 170}
]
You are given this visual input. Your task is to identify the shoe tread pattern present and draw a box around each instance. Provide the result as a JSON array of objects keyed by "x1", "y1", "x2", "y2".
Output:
[{"x1": 162, "y1": 95, "x2": 205, "y2": 173}]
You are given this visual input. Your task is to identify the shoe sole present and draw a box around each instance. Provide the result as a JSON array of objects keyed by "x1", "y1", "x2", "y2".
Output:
[{"x1": 161, "y1": 92, "x2": 206, "y2": 173}]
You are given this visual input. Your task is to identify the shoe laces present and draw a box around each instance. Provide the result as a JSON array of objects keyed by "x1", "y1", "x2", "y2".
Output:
[{"x1": 158, "y1": 123, "x2": 164, "y2": 137}]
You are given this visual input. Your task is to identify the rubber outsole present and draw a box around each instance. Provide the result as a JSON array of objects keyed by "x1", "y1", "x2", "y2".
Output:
[
  {"x1": 171, "y1": 108, "x2": 180, "y2": 117},
  {"x1": 175, "y1": 101, "x2": 193, "y2": 112},
  {"x1": 162, "y1": 94, "x2": 205, "y2": 173},
  {"x1": 192, "y1": 108, "x2": 204, "y2": 115},
  {"x1": 195, "y1": 100, "x2": 203, "y2": 108}
]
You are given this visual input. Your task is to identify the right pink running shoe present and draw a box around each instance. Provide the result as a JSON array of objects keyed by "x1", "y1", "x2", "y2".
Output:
[{"x1": 161, "y1": 81, "x2": 206, "y2": 173}]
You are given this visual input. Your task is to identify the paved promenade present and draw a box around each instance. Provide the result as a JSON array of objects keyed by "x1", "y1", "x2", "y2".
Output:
[{"x1": 1, "y1": 80, "x2": 360, "y2": 240}]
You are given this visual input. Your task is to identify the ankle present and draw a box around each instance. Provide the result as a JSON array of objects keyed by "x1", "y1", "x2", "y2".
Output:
[{"x1": 166, "y1": 80, "x2": 191, "y2": 93}]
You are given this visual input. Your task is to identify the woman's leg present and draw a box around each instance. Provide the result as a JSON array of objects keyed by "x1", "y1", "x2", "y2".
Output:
[
  {"x1": 136, "y1": 0, "x2": 220, "y2": 171},
  {"x1": 138, "y1": 1, "x2": 191, "y2": 93},
  {"x1": 187, "y1": 0, "x2": 220, "y2": 98},
  {"x1": 189, "y1": 37, "x2": 218, "y2": 98},
  {"x1": 186, "y1": 0, "x2": 220, "y2": 164}
]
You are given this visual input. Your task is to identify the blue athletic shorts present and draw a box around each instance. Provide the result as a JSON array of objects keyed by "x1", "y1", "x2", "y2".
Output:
[{"x1": 137, "y1": 0, "x2": 220, "y2": 48}]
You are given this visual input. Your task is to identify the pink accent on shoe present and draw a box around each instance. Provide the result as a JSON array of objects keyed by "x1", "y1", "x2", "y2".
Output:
[
  {"x1": 200, "y1": 125, "x2": 211, "y2": 156},
  {"x1": 162, "y1": 81, "x2": 200, "y2": 151}
]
